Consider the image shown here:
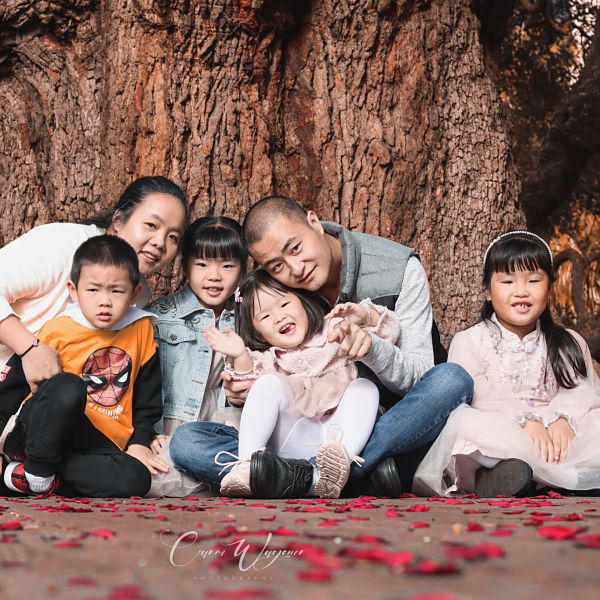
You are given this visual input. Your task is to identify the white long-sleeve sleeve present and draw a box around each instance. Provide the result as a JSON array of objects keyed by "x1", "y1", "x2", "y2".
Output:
[
  {"x1": 359, "y1": 257, "x2": 434, "y2": 396},
  {"x1": 0, "y1": 222, "x2": 103, "y2": 366}
]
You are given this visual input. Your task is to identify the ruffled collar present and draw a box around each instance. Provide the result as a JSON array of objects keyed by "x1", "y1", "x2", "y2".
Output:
[{"x1": 488, "y1": 313, "x2": 541, "y2": 354}]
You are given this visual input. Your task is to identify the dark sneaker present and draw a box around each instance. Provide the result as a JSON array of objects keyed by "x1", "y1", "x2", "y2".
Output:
[
  {"x1": 250, "y1": 450, "x2": 313, "y2": 498},
  {"x1": 475, "y1": 459, "x2": 533, "y2": 497},
  {"x1": 0, "y1": 416, "x2": 26, "y2": 462},
  {"x1": 3, "y1": 462, "x2": 59, "y2": 495},
  {"x1": 363, "y1": 456, "x2": 403, "y2": 498}
]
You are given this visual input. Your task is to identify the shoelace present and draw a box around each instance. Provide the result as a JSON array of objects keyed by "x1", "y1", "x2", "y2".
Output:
[
  {"x1": 214, "y1": 450, "x2": 243, "y2": 476},
  {"x1": 214, "y1": 448, "x2": 266, "y2": 476}
]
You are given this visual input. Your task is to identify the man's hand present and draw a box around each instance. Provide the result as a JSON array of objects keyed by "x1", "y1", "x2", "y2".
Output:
[
  {"x1": 21, "y1": 342, "x2": 62, "y2": 393},
  {"x1": 547, "y1": 417, "x2": 576, "y2": 463},
  {"x1": 328, "y1": 321, "x2": 372, "y2": 359},
  {"x1": 150, "y1": 434, "x2": 168, "y2": 454},
  {"x1": 126, "y1": 444, "x2": 170, "y2": 475},
  {"x1": 523, "y1": 420, "x2": 555, "y2": 463},
  {"x1": 221, "y1": 371, "x2": 253, "y2": 407}
]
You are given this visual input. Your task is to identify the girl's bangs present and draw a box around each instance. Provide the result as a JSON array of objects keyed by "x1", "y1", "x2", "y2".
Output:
[
  {"x1": 193, "y1": 226, "x2": 245, "y2": 261},
  {"x1": 487, "y1": 239, "x2": 551, "y2": 275}
]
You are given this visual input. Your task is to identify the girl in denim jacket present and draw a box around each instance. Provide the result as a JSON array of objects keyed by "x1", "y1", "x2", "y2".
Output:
[{"x1": 147, "y1": 216, "x2": 246, "y2": 496}]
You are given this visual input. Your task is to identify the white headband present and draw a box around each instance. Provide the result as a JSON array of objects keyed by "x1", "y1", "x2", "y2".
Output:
[{"x1": 483, "y1": 230, "x2": 554, "y2": 271}]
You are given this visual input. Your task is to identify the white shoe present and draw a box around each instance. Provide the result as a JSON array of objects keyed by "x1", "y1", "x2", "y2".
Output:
[{"x1": 314, "y1": 440, "x2": 352, "y2": 499}]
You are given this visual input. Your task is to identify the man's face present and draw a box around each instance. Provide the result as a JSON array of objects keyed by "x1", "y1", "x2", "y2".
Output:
[{"x1": 249, "y1": 212, "x2": 332, "y2": 292}]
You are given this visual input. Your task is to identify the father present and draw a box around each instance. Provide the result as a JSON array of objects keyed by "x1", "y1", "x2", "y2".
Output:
[{"x1": 170, "y1": 197, "x2": 473, "y2": 496}]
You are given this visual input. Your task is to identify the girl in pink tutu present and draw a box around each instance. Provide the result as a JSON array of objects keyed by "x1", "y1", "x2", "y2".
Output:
[{"x1": 414, "y1": 231, "x2": 600, "y2": 497}]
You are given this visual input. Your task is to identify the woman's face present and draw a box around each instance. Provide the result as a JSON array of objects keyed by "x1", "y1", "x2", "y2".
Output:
[{"x1": 110, "y1": 193, "x2": 186, "y2": 276}]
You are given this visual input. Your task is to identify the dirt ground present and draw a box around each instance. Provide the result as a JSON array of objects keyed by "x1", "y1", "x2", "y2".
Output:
[{"x1": 1, "y1": 491, "x2": 599, "y2": 600}]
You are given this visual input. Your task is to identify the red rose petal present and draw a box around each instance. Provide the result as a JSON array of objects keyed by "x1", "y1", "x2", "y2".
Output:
[
  {"x1": 296, "y1": 568, "x2": 333, "y2": 582},
  {"x1": 490, "y1": 528, "x2": 513, "y2": 537},
  {"x1": 349, "y1": 534, "x2": 389, "y2": 544},
  {"x1": 466, "y1": 522, "x2": 485, "y2": 532},
  {"x1": 0, "y1": 519, "x2": 23, "y2": 530},
  {"x1": 444, "y1": 542, "x2": 505, "y2": 561},
  {"x1": 67, "y1": 576, "x2": 98, "y2": 587},
  {"x1": 54, "y1": 539, "x2": 84, "y2": 548},
  {"x1": 91, "y1": 528, "x2": 116, "y2": 539},
  {"x1": 537, "y1": 525, "x2": 581, "y2": 540},
  {"x1": 576, "y1": 534, "x2": 600, "y2": 549},
  {"x1": 406, "y1": 504, "x2": 430, "y2": 513},
  {"x1": 406, "y1": 558, "x2": 460, "y2": 575},
  {"x1": 204, "y1": 588, "x2": 274, "y2": 599},
  {"x1": 410, "y1": 521, "x2": 430, "y2": 529}
]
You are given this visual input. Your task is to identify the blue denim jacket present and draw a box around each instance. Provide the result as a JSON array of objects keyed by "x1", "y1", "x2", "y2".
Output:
[{"x1": 149, "y1": 284, "x2": 235, "y2": 423}]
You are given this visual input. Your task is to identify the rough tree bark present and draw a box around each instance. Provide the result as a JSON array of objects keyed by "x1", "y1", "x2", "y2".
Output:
[{"x1": 0, "y1": 0, "x2": 523, "y2": 339}]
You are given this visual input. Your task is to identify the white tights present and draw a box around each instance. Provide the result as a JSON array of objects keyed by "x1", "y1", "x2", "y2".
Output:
[{"x1": 238, "y1": 374, "x2": 380, "y2": 461}]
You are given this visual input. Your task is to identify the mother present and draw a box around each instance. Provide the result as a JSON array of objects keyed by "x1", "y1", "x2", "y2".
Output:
[{"x1": 0, "y1": 176, "x2": 188, "y2": 393}]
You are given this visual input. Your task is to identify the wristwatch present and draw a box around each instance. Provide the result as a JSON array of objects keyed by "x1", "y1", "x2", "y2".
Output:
[{"x1": 19, "y1": 338, "x2": 40, "y2": 358}]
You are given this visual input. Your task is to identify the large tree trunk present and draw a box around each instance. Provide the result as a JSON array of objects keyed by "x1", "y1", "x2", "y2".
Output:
[{"x1": 0, "y1": 0, "x2": 522, "y2": 340}]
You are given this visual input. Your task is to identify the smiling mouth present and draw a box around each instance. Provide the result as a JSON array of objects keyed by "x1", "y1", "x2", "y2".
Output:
[
  {"x1": 298, "y1": 267, "x2": 314, "y2": 284},
  {"x1": 279, "y1": 323, "x2": 295, "y2": 334},
  {"x1": 512, "y1": 303, "x2": 532, "y2": 312},
  {"x1": 141, "y1": 251, "x2": 159, "y2": 263},
  {"x1": 204, "y1": 287, "x2": 224, "y2": 296}
]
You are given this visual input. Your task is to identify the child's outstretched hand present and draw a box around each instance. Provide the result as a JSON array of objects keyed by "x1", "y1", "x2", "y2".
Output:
[
  {"x1": 523, "y1": 420, "x2": 555, "y2": 463},
  {"x1": 326, "y1": 302, "x2": 369, "y2": 325},
  {"x1": 328, "y1": 321, "x2": 372, "y2": 359},
  {"x1": 203, "y1": 326, "x2": 246, "y2": 359},
  {"x1": 547, "y1": 417, "x2": 575, "y2": 463}
]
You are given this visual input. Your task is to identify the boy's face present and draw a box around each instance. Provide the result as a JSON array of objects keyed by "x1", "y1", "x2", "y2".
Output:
[{"x1": 68, "y1": 264, "x2": 141, "y2": 329}]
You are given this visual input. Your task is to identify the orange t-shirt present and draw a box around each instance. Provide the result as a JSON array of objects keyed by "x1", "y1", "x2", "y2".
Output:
[{"x1": 33, "y1": 316, "x2": 157, "y2": 450}]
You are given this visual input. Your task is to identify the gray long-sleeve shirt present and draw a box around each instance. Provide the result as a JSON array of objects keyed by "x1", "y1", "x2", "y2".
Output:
[{"x1": 322, "y1": 222, "x2": 434, "y2": 402}]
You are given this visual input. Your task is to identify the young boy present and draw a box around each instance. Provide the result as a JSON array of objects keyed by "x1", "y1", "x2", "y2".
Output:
[{"x1": 0, "y1": 235, "x2": 166, "y2": 497}]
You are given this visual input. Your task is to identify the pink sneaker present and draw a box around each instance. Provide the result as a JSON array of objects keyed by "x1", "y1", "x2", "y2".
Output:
[
  {"x1": 220, "y1": 460, "x2": 251, "y2": 497},
  {"x1": 315, "y1": 440, "x2": 351, "y2": 499}
]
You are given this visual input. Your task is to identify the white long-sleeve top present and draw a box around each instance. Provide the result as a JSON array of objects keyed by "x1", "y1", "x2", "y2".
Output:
[{"x1": 0, "y1": 222, "x2": 149, "y2": 367}]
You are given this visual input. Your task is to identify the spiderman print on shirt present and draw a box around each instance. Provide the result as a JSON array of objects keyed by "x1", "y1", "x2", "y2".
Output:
[{"x1": 82, "y1": 347, "x2": 132, "y2": 407}]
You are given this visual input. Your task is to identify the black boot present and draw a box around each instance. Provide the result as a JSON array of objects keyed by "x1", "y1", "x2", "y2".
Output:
[
  {"x1": 250, "y1": 450, "x2": 313, "y2": 498},
  {"x1": 363, "y1": 456, "x2": 402, "y2": 497},
  {"x1": 475, "y1": 459, "x2": 533, "y2": 497}
]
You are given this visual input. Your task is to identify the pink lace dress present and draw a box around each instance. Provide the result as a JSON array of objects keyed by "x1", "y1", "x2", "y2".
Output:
[{"x1": 414, "y1": 315, "x2": 600, "y2": 495}]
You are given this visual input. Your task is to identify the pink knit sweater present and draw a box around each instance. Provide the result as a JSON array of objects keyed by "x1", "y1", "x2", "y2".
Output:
[{"x1": 227, "y1": 300, "x2": 400, "y2": 418}]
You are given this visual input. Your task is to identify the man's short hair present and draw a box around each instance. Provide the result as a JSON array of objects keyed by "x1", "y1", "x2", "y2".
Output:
[
  {"x1": 70, "y1": 235, "x2": 140, "y2": 288},
  {"x1": 242, "y1": 196, "x2": 308, "y2": 248}
]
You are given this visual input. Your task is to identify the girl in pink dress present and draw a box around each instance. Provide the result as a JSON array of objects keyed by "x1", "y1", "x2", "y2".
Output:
[
  {"x1": 414, "y1": 231, "x2": 600, "y2": 497},
  {"x1": 203, "y1": 268, "x2": 400, "y2": 499}
]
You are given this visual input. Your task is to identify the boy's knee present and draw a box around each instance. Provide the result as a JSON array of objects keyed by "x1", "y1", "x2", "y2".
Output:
[
  {"x1": 112, "y1": 459, "x2": 151, "y2": 497},
  {"x1": 47, "y1": 373, "x2": 87, "y2": 412}
]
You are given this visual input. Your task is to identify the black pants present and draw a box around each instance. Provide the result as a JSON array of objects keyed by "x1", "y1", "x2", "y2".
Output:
[{"x1": 16, "y1": 372, "x2": 150, "y2": 497}]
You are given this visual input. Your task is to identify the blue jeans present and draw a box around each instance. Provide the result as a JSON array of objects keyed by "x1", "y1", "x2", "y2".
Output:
[{"x1": 170, "y1": 363, "x2": 473, "y2": 488}]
